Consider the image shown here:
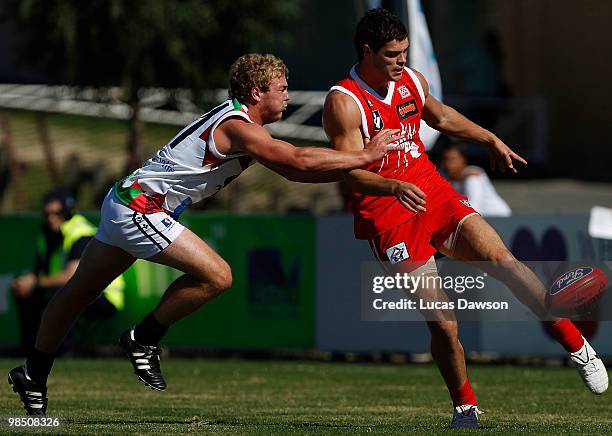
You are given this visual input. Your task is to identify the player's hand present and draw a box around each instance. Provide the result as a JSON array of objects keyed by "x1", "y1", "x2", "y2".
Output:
[
  {"x1": 486, "y1": 137, "x2": 527, "y2": 174},
  {"x1": 363, "y1": 129, "x2": 402, "y2": 161},
  {"x1": 12, "y1": 273, "x2": 37, "y2": 298},
  {"x1": 392, "y1": 180, "x2": 427, "y2": 213}
]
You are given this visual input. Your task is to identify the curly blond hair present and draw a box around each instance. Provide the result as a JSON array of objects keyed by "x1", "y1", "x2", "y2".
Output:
[{"x1": 229, "y1": 54, "x2": 289, "y2": 103}]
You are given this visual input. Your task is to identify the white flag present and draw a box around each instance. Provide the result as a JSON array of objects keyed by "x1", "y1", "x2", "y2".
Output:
[{"x1": 407, "y1": 0, "x2": 442, "y2": 150}]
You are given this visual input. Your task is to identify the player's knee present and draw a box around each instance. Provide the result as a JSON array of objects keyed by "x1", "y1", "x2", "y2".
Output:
[
  {"x1": 429, "y1": 320, "x2": 459, "y2": 343},
  {"x1": 210, "y1": 261, "x2": 233, "y2": 292},
  {"x1": 55, "y1": 278, "x2": 102, "y2": 307}
]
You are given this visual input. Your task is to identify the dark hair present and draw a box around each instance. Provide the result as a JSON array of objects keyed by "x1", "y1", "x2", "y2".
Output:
[
  {"x1": 42, "y1": 188, "x2": 75, "y2": 219},
  {"x1": 354, "y1": 8, "x2": 408, "y2": 61},
  {"x1": 441, "y1": 143, "x2": 468, "y2": 159}
]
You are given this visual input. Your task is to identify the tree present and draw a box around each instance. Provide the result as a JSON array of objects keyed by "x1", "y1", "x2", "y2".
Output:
[{"x1": 1, "y1": 0, "x2": 301, "y2": 171}]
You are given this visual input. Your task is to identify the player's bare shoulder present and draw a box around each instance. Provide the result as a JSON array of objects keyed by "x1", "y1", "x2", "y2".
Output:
[
  {"x1": 405, "y1": 67, "x2": 430, "y2": 99},
  {"x1": 324, "y1": 91, "x2": 361, "y2": 125},
  {"x1": 215, "y1": 117, "x2": 270, "y2": 155},
  {"x1": 323, "y1": 90, "x2": 362, "y2": 142}
]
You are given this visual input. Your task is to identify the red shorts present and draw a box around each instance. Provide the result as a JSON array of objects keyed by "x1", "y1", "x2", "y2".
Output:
[{"x1": 368, "y1": 195, "x2": 478, "y2": 271}]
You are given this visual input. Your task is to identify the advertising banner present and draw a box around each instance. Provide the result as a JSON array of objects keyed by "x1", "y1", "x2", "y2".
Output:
[
  {"x1": 0, "y1": 214, "x2": 315, "y2": 350},
  {"x1": 316, "y1": 214, "x2": 612, "y2": 355}
]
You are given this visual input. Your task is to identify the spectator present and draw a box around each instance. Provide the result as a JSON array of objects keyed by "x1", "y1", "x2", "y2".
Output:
[
  {"x1": 440, "y1": 144, "x2": 511, "y2": 217},
  {"x1": 11, "y1": 189, "x2": 125, "y2": 354}
]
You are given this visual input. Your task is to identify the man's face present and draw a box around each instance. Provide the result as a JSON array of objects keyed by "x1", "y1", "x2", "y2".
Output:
[
  {"x1": 368, "y1": 38, "x2": 409, "y2": 82},
  {"x1": 43, "y1": 200, "x2": 65, "y2": 232},
  {"x1": 258, "y1": 74, "x2": 290, "y2": 124},
  {"x1": 441, "y1": 148, "x2": 467, "y2": 181}
]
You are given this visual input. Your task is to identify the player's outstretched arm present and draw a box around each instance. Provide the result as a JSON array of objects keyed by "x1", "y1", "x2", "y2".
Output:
[
  {"x1": 411, "y1": 68, "x2": 528, "y2": 174},
  {"x1": 323, "y1": 91, "x2": 427, "y2": 212},
  {"x1": 222, "y1": 118, "x2": 400, "y2": 179}
]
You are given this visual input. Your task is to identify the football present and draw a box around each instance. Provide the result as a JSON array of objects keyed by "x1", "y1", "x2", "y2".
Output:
[{"x1": 546, "y1": 266, "x2": 608, "y2": 317}]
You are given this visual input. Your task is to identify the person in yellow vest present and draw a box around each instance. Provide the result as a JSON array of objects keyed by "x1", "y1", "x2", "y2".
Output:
[{"x1": 12, "y1": 189, "x2": 125, "y2": 354}]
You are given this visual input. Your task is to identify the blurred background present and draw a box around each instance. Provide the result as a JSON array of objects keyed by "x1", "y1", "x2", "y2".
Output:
[
  {"x1": 1, "y1": 0, "x2": 611, "y2": 213},
  {"x1": 0, "y1": 0, "x2": 610, "y2": 358}
]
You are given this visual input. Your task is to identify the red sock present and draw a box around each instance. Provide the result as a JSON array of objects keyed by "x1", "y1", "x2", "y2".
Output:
[
  {"x1": 449, "y1": 378, "x2": 477, "y2": 407},
  {"x1": 545, "y1": 319, "x2": 585, "y2": 353}
]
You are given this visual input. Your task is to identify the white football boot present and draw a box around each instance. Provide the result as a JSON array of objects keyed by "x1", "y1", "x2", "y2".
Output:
[
  {"x1": 570, "y1": 337, "x2": 608, "y2": 394},
  {"x1": 450, "y1": 404, "x2": 482, "y2": 429}
]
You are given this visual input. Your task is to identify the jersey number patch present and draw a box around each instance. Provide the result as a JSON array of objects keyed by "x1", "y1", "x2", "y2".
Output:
[{"x1": 385, "y1": 242, "x2": 410, "y2": 264}]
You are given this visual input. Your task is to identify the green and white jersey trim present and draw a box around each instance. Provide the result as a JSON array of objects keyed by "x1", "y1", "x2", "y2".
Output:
[{"x1": 117, "y1": 99, "x2": 255, "y2": 217}]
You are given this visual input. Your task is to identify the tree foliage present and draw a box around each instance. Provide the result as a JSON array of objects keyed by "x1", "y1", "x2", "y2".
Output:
[
  {"x1": 2, "y1": 0, "x2": 301, "y2": 91},
  {"x1": 1, "y1": 0, "x2": 301, "y2": 169}
]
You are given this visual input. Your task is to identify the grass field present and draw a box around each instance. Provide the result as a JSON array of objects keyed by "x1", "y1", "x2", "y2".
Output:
[{"x1": 0, "y1": 357, "x2": 610, "y2": 434}]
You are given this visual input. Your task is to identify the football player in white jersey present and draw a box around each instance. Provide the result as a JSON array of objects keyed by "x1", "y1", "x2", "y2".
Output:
[{"x1": 8, "y1": 54, "x2": 402, "y2": 415}]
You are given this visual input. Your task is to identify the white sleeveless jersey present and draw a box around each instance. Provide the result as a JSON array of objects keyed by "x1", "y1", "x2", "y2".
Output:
[{"x1": 113, "y1": 99, "x2": 255, "y2": 217}]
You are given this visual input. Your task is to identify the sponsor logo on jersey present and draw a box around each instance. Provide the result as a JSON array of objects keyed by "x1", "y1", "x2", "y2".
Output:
[
  {"x1": 396, "y1": 99, "x2": 418, "y2": 120},
  {"x1": 372, "y1": 109, "x2": 384, "y2": 131},
  {"x1": 385, "y1": 241, "x2": 410, "y2": 264},
  {"x1": 460, "y1": 199, "x2": 472, "y2": 208},
  {"x1": 398, "y1": 85, "x2": 411, "y2": 98},
  {"x1": 152, "y1": 156, "x2": 175, "y2": 172},
  {"x1": 161, "y1": 217, "x2": 173, "y2": 228},
  {"x1": 550, "y1": 267, "x2": 593, "y2": 295}
]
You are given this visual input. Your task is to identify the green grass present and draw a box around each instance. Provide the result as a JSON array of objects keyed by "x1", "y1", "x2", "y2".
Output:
[{"x1": 0, "y1": 358, "x2": 610, "y2": 434}]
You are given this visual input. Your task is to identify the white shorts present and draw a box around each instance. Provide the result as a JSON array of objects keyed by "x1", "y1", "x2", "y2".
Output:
[{"x1": 95, "y1": 189, "x2": 185, "y2": 259}]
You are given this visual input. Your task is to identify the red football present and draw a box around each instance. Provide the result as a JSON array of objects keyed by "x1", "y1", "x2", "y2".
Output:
[{"x1": 546, "y1": 266, "x2": 608, "y2": 317}]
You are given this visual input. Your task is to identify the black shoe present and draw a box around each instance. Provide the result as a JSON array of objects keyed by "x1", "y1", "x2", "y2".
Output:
[
  {"x1": 7, "y1": 365, "x2": 48, "y2": 416},
  {"x1": 119, "y1": 328, "x2": 167, "y2": 391}
]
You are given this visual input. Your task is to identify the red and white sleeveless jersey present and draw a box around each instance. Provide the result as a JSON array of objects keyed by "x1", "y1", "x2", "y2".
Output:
[
  {"x1": 114, "y1": 99, "x2": 254, "y2": 218},
  {"x1": 330, "y1": 65, "x2": 448, "y2": 239}
]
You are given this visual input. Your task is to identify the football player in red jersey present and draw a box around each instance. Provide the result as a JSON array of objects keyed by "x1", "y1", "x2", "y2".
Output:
[{"x1": 323, "y1": 8, "x2": 607, "y2": 428}]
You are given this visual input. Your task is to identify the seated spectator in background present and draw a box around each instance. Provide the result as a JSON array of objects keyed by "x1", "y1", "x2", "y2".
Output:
[
  {"x1": 440, "y1": 144, "x2": 511, "y2": 217},
  {"x1": 11, "y1": 189, "x2": 125, "y2": 354}
]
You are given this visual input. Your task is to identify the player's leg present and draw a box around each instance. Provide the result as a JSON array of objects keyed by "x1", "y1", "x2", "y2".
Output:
[
  {"x1": 427, "y1": 319, "x2": 481, "y2": 428},
  {"x1": 412, "y1": 273, "x2": 479, "y2": 428},
  {"x1": 147, "y1": 227, "x2": 232, "y2": 325},
  {"x1": 409, "y1": 269, "x2": 469, "y2": 396},
  {"x1": 118, "y1": 227, "x2": 232, "y2": 391},
  {"x1": 428, "y1": 319, "x2": 466, "y2": 390},
  {"x1": 35, "y1": 239, "x2": 135, "y2": 353},
  {"x1": 8, "y1": 239, "x2": 135, "y2": 415},
  {"x1": 126, "y1": 226, "x2": 232, "y2": 346},
  {"x1": 445, "y1": 214, "x2": 608, "y2": 394},
  {"x1": 371, "y1": 220, "x2": 480, "y2": 427},
  {"x1": 442, "y1": 214, "x2": 550, "y2": 318}
]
